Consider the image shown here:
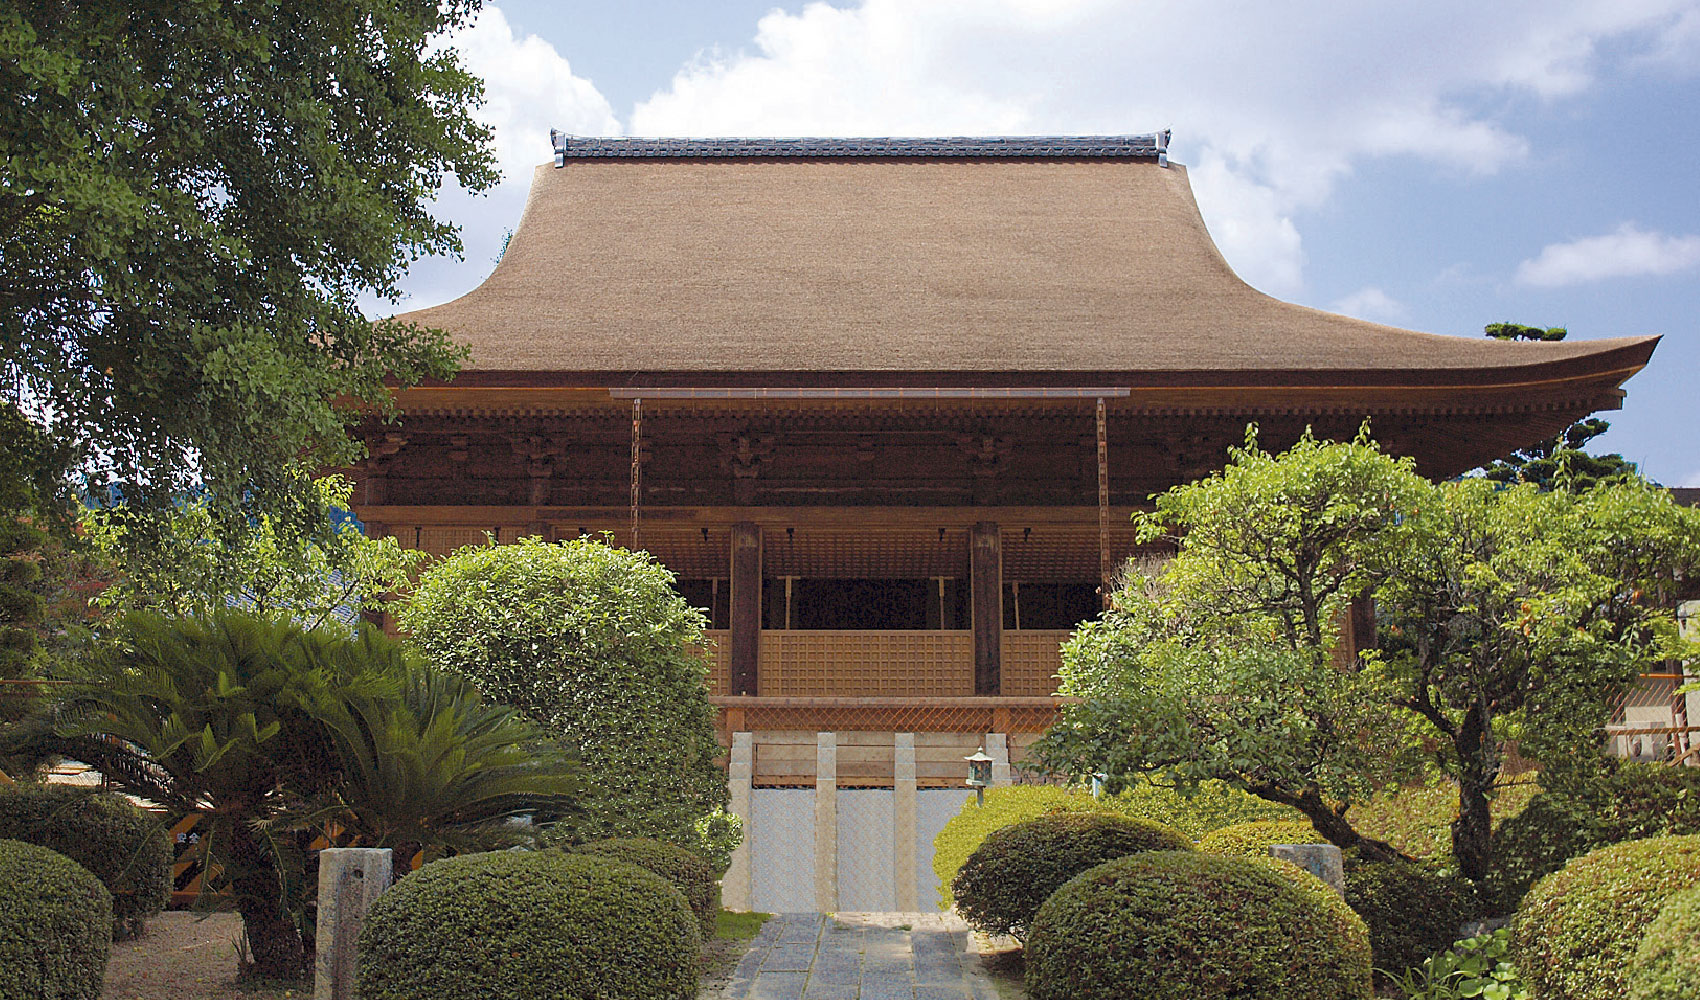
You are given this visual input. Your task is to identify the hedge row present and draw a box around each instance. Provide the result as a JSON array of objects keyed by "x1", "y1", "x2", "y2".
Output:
[{"x1": 0, "y1": 783, "x2": 170, "y2": 938}]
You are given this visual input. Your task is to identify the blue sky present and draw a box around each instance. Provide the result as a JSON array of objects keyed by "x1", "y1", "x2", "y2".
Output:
[{"x1": 391, "y1": 1, "x2": 1700, "y2": 486}]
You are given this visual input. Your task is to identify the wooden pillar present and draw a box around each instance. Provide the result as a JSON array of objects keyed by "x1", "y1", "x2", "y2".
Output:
[
  {"x1": 729, "y1": 522, "x2": 762, "y2": 695},
  {"x1": 971, "y1": 521, "x2": 1002, "y2": 695}
]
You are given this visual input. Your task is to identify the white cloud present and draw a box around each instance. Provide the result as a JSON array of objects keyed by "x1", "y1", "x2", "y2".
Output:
[
  {"x1": 384, "y1": 6, "x2": 621, "y2": 313},
  {"x1": 1515, "y1": 223, "x2": 1700, "y2": 287},
  {"x1": 1329, "y1": 287, "x2": 1409, "y2": 324},
  {"x1": 628, "y1": 0, "x2": 1698, "y2": 295}
]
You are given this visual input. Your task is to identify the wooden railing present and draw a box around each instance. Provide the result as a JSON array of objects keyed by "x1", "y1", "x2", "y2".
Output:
[{"x1": 698, "y1": 628, "x2": 1070, "y2": 699}]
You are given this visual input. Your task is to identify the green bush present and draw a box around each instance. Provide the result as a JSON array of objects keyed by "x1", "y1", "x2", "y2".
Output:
[
  {"x1": 1198, "y1": 819, "x2": 1323, "y2": 857},
  {"x1": 1628, "y1": 885, "x2": 1700, "y2": 1000},
  {"x1": 402, "y1": 537, "x2": 726, "y2": 843},
  {"x1": 952, "y1": 812, "x2": 1192, "y2": 939},
  {"x1": 1480, "y1": 792, "x2": 1597, "y2": 915},
  {"x1": 570, "y1": 838, "x2": 717, "y2": 936},
  {"x1": 1387, "y1": 928, "x2": 1528, "y2": 1000},
  {"x1": 0, "y1": 783, "x2": 171, "y2": 938},
  {"x1": 0, "y1": 838, "x2": 112, "y2": 1000},
  {"x1": 1343, "y1": 853, "x2": 1477, "y2": 983},
  {"x1": 689, "y1": 806, "x2": 743, "y2": 879},
  {"x1": 1595, "y1": 763, "x2": 1700, "y2": 841},
  {"x1": 358, "y1": 850, "x2": 699, "y2": 1000},
  {"x1": 931, "y1": 780, "x2": 1291, "y2": 907},
  {"x1": 1024, "y1": 850, "x2": 1372, "y2": 1000},
  {"x1": 1511, "y1": 834, "x2": 1700, "y2": 1000}
]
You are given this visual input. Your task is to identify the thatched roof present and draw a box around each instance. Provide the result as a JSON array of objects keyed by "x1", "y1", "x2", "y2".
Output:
[{"x1": 396, "y1": 135, "x2": 1655, "y2": 388}]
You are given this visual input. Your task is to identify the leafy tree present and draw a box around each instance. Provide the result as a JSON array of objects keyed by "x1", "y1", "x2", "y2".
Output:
[
  {"x1": 402, "y1": 537, "x2": 729, "y2": 845},
  {"x1": 1478, "y1": 324, "x2": 1638, "y2": 490},
  {"x1": 1377, "y1": 478, "x2": 1700, "y2": 878},
  {"x1": 84, "y1": 475, "x2": 426, "y2": 629},
  {"x1": 1032, "y1": 428, "x2": 1428, "y2": 861},
  {"x1": 0, "y1": 0, "x2": 496, "y2": 551}
]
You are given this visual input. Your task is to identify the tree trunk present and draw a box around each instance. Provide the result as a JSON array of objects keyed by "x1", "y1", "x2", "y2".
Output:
[
  {"x1": 1252, "y1": 784, "x2": 1408, "y2": 864},
  {"x1": 225, "y1": 822, "x2": 307, "y2": 981},
  {"x1": 1451, "y1": 702, "x2": 1498, "y2": 881}
]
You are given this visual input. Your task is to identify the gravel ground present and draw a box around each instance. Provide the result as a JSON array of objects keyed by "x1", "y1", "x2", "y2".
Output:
[{"x1": 103, "y1": 913, "x2": 301, "y2": 1000}]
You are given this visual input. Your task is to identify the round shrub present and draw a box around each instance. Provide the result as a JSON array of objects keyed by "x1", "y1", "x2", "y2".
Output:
[
  {"x1": 1628, "y1": 885, "x2": 1700, "y2": 1000},
  {"x1": 358, "y1": 850, "x2": 699, "y2": 1000},
  {"x1": 930, "y1": 780, "x2": 1287, "y2": 908},
  {"x1": 0, "y1": 838, "x2": 112, "y2": 1000},
  {"x1": 1198, "y1": 819, "x2": 1323, "y2": 857},
  {"x1": 0, "y1": 783, "x2": 171, "y2": 938},
  {"x1": 402, "y1": 537, "x2": 726, "y2": 843},
  {"x1": 1024, "y1": 850, "x2": 1372, "y2": 1000},
  {"x1": 1512, "y1": 834, "x2": 1700, "y2": 1000},
  {"x1": 571, "y1": 838, "x2": 717, "y2": 936},
  {"x1": 1343, "y1": 853, "x2": 1477, "y2": 982},
  {"x1": 953, "y1": 812, "x2": 1192, "y2": 939}
]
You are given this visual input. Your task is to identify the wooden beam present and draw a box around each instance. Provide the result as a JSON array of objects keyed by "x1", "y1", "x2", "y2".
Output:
[
  {"x1": 729, "y1": 522, "x2": 762, "y2": 695},
  {"x1": 971, "y1": 521, "x2": 1002, "y2": 695}
]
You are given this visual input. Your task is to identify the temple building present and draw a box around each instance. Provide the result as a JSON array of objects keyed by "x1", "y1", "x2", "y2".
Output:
[{"x1": 348, "y1": 133, "x2": 1657, "y2": 910}]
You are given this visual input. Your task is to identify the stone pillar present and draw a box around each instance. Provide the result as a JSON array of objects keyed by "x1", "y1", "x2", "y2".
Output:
[
  {"x1": 893, "y1": 733, "x2": 918, "y2": 910},
  {"x1": 971, "y1": 522, "x2": 1002, "y2": 695},
  {"x1": 986, "y1": 732, "x2": 1012, "y2": 786},
  {"x1": 314, "y1": 848, "x2": 393, "y2": 1000},
  {"x1": 1268, "y1": 843, "x2": 1345, "y2": 897},
  {"x1": 723, "y1": 732, "x2": 754, "y2": 910},
  {"x1": 815, "y1": 731, "x2": 838, "y2": 911}
]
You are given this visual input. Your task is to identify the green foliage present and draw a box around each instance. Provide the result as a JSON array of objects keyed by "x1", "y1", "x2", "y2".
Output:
[
  {"x1": 1511, "y1": 834, "x2": 1700, "y2": 1000},
  {"x1": 689, "y1": 806, "x2": 745, "y2": 879},
  {"x1": 1479, "y1": 793, "x2": 1598, "y2": 915},
  {"x1": 0, "y1": 1, "x2": 493, "y2": 547},
  {"x1": 1628, "y1": 885, "x2": 1700, "y2": 1000},
  {"x1": 0, "y1": 838, "x2": 111, "y2": 1000},
  {"x1": 1389, "y1": 928, "x2": 1529, "y2": 1000},
  {"x1": 570, "y1": 838, "x2": 718, "y2": 936},
  {"x1": 1032, "y1": 427, "x2": 1430, "y2": 859},
  {"x1": 1097, "y1": 772, "x2": 1301, "y2": 837},
  {"x1": 0, "y1": 784, "x2": 170, "y2": 938},
  {"x1": 1198, "y1": 819, "x2": 1323, "y2": 857},
  {"x1": 1023, "y1": 850, "x2": 1372, "y2": 1000},
  {"x1": 85, "y1": 476, "x2": 427, "y2": 628},
  {"x1": 953, "y1": 812, "x2": 1193, "y2": 940},
  {"x1": 282, "y1": 657, "x2": 582, "y2": 864},
  {"x1": 1482, "y1": 766, "x2": 1700, "y2": 915},
  {"x1": 1345, "y1": 854, "x2": 1478, "y2": 983},
  {"x1": 402, "y1": 537, "x2": 727, "y2": 843},
  {"x1": 357, "y1": 850, "x2": 699, "y2": 1000}
]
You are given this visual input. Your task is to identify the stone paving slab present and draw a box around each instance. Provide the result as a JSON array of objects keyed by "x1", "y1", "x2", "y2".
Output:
[{"x1": 721, "y1": 912, "x2": 1003, "y2": 1000}]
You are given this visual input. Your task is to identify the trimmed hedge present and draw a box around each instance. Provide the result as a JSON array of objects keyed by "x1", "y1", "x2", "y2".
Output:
[
  {"x1": 1512, "y1": 834, "x2": 1700, "y2": 1000},
  {"x1": 358, "y1": 850, "x2": 699, "y2": 1000},
  {"x1": 1342, "y1": 853, "x2": 1477, "y2": 982},
  {"x1": 1628, "y1": 885, "x2": 1700, "y2": 1000},
  {"x1": 952, "y1": 812, "x2": 1192, "y2": 939},
  {"x1": 931, "y1": 781, "x2": 1292, "y2": 908},
  {"x1": 571, "y1": 838, "x2": 718, "y2": 936},
  {"x1": 0, "y1": 838, "x2": 112, "y2": 1000},
  {"x1": 1024, "y1": 851, "x2": 1372, "y2": 1000},
  {"x1": 1198, "y1": 819, "x2": 1323, "y2": 857},
  {"x1": 0, "y1": 783, "x2": 171, "y2": 938}
]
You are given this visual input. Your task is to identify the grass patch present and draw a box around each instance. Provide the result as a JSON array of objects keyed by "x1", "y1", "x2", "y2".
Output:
[
  {"x1": 1349, "y1": 780, "x2": 1539, "y2": 860},
  {"x1": 715, "y1": 909, "x2": 772, "y2": 942}
]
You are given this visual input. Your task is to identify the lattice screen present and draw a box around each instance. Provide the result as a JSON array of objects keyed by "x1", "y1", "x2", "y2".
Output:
[{"x1": 757, "y1": 632, "x2": 975, "y2": 696}]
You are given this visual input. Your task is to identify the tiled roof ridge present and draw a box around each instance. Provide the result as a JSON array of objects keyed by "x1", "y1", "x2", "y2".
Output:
[{"x1": 548, "y1": 131, "x2": 1171, "y2": 163}]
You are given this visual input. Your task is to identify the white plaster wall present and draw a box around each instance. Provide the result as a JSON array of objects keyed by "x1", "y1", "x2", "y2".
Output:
[
  {"x1": 837, "y1": 789, "x2": 895, "y2": 911},
  {"x1": 915, "y1": 789, "x2": 975, "y2": 912},
  {"x1": 750, "y1": 789, "x2": 816, "y2": 912}
]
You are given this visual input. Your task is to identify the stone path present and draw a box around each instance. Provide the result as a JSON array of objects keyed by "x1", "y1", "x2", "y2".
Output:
[{"x1": 722, "y1": 912, "x2": 1003, "y2": 1000}]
